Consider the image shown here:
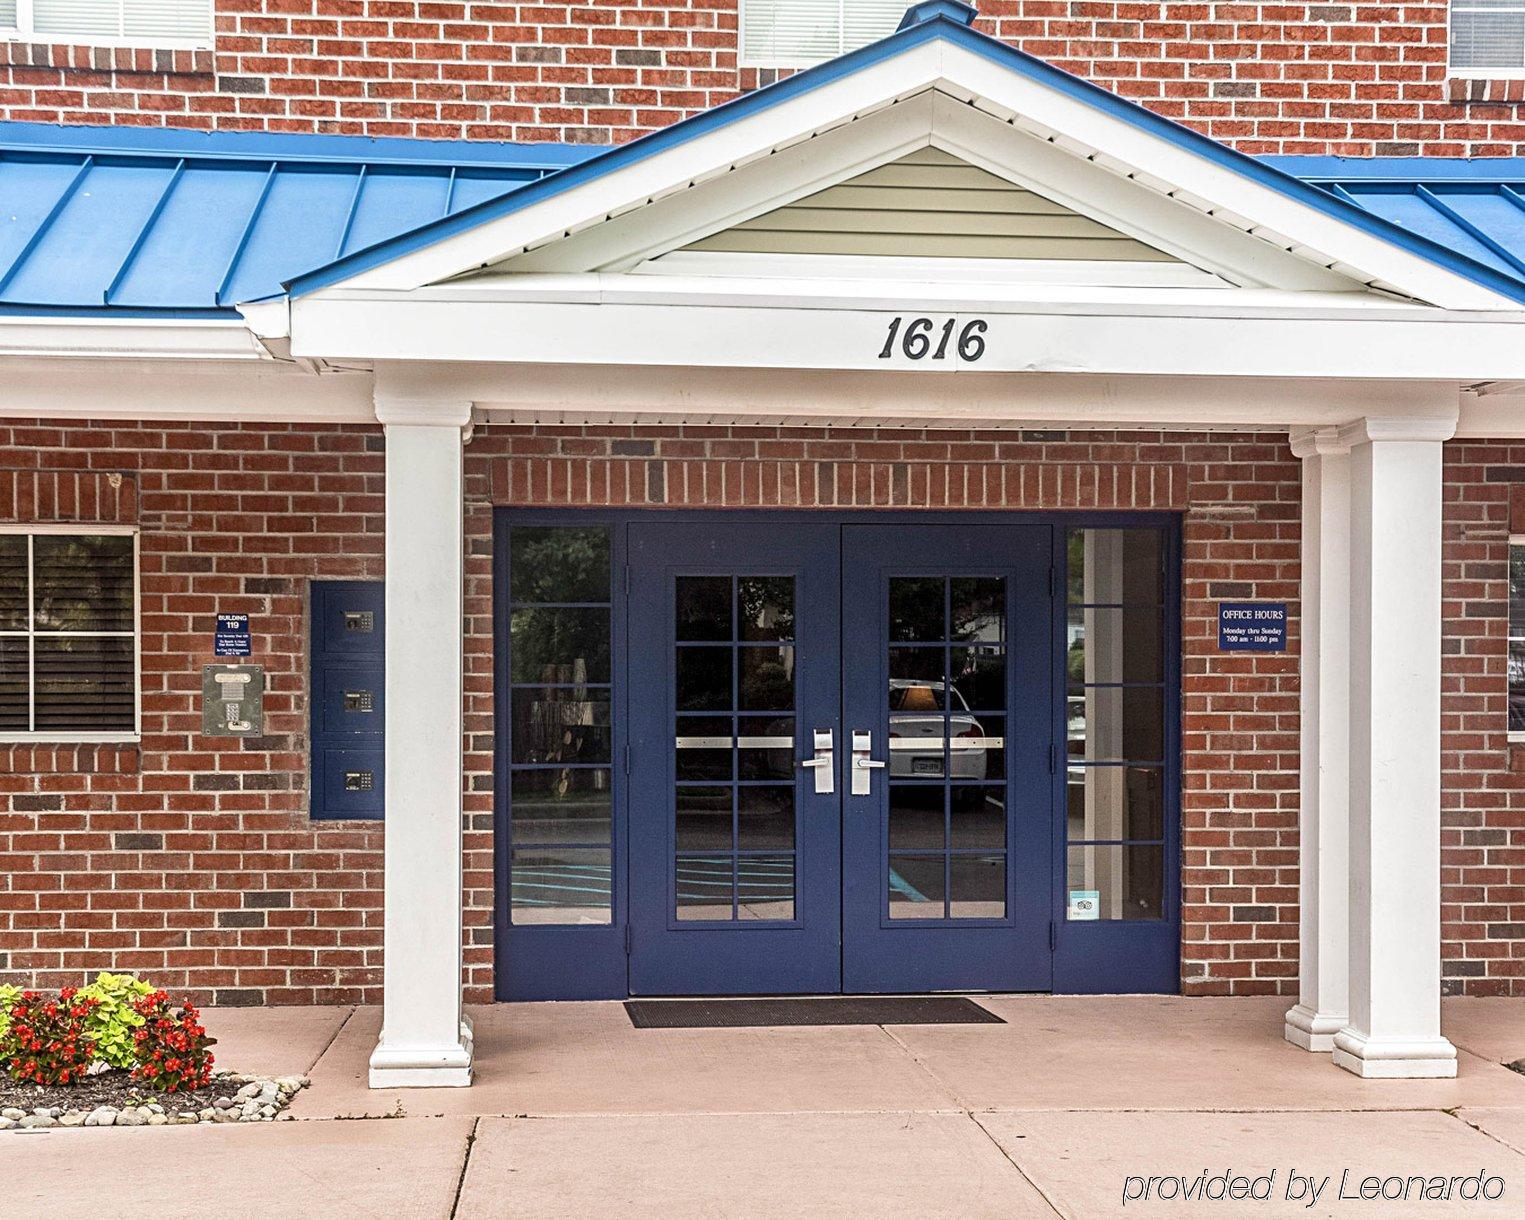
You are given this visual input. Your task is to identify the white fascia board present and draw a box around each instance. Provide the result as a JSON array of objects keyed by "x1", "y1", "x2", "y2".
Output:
[
  {"x1": 0, "y1": 315, "x2": 269, "y2": 360},
  {"x1": 374, "y1": 361, "x2": 1458, "y2": 432},
  {"x1": 0, "y1": 357, "x2": 375, "y2": 424},
  {"x1": 338, "y1": 43, "x2": 948, "y2": 292},
  {"x1": 291, "y1": 293, "x2": 1525, "y2": 381},
  {"x1": 929, "y1": 43, "x2": 1519, "y2": 310}
]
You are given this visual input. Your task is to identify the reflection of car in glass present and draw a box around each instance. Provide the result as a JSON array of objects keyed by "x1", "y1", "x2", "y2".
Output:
[{"x1": 888, "y1": 679, "x2": 988, "y2": 780}]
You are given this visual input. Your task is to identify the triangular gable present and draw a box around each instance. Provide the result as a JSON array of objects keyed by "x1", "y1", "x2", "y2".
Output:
[
  {"x1": 681, "y1": 147, "x2": 1180, "y2": 263},
  {"x1": 283, "y1": 2, "x2": 1525, "y2": 310}
]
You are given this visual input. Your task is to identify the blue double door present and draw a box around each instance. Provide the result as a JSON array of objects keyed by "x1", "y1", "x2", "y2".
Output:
[{"x1": 628, "y1": 521, "x2": 1053, "y2": 995}]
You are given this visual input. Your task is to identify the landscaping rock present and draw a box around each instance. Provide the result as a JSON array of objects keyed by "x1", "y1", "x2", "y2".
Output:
[
  {"x1": 0, "y1": 1118, "x2": 15, "y2": 1131},
  {"x1": 0, "y1": 1108, "x2": 23, "y2": 1122},
  {"x1": 116, "y1": 1110, "x2": 147, "y2": 1127},
  {"x1": 19, "y1": 1114, "x2": 56, "y2": 1129}
]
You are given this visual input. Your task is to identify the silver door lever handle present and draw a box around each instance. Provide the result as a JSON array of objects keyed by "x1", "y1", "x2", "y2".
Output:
[
  {"x1": 799, "y1": 728, "x2": 833, "y2": 794},
  {"x1": 850, "y1": 730, "x2": 884, "y2": 795}
]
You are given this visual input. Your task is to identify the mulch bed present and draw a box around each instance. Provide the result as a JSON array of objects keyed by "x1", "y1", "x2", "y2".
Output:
[{"x1": 0, "y1": 1069, "x2": 242, "y2": 1117}]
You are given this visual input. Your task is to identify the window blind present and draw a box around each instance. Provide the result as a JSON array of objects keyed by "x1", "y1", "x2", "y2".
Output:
[
  {"x1": 741, "y1": 0, "x2": 905, "y2": 67},
  {"x1": 1452, "y1": 0, "x2": 1525, "y2": 71},
  {"x1": 0, "y1": 532, "x2": 138, "y2": 737},
  {"x1": 6, "y1": 0, "x2": 212, "y2": 43}
]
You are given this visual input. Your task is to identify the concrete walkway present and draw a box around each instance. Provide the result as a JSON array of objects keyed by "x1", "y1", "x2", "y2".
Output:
[{"x1": 8, "y1": 996, "x2": 1525, "y2": 1218}]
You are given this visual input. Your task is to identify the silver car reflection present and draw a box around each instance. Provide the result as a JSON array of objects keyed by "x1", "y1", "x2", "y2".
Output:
[{"x1": 888, "y1": 679, "x2": 991, "y2": 780}]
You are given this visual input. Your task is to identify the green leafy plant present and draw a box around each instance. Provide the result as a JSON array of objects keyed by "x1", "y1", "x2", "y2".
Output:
[
  {"x1": 0, "y1": 983, "x2": 19, "y2": 1041},
  {"x1": 131, "y1": 991, "x2": 216, "y2": 1093},
  {"x1": 76, "y1": 971, "x2": 155, "y2": 1070},
  {"x1": 2, "y1": 989, "x2": 100, "y2": 1085}
]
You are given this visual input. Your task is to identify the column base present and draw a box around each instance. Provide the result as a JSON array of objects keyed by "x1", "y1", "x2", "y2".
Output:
[
  {"x1": 369, "y1": 1023, "x2": 475, "y2": 1089},
  {"x1": 1284, "y1": 1003, "x2": 1347, "y2": 1053},
  {"x1": 1331, "y1": 1028, "x2": 1457, "y2": 1079}
]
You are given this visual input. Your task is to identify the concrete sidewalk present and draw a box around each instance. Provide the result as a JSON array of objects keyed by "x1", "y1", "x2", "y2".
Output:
[{"x1": 7, "y1": 996, "x2": 1525, "y2": 1218}]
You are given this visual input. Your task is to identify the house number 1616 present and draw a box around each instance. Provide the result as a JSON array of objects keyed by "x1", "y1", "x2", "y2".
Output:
[{"x1": 877, "y1": 316, "x2": 988, "y2": 362}]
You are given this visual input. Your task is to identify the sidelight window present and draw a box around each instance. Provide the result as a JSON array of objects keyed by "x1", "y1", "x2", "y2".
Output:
[
  {"x1": 1065, "y1": 528, "x2": 1167, "y2": 921},
  {"x1": 0, "y1": 527, "x2": 138, "y2": 740},
  {"x1": 506, "y1": 524, "x2": 614, "y2": 925}
]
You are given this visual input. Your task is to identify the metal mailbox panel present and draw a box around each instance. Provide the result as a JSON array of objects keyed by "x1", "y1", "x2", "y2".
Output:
[
  {"x1": 311, "y1": 580, "x2": 385, "y2": 820},
  {"x1": 314, "y1": 662, "x2": 385, "y2": 737},
  {"x1": 315, "y1": 580, "x2": 385, "y2": 658},
  {"x1": 316, "y1": 746, "x2": 386, "y2": 819}
]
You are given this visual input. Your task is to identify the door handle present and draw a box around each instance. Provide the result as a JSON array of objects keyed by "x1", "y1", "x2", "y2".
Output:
[
  {"x1": 851, "y1": 730, "x2": 885, "y2": 796},
  {"x1": 798, "y1": 727, "x2": 834, "y2": 794}
]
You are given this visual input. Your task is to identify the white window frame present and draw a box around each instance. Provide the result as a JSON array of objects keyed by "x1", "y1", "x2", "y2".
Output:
[
  {"x1": 1, "y1": 0, "x2": 214, "y2": 51},
  {"x1": 1449, "y1": 0, "x2": 1525, "y2": 80},
  {"x1": 1510, "y1": 534, "x2": 1525, "y2": 743},
  {"x1": 738, "y1": 0, "x2": 902, "y2": 69},
  {"x1": 0, "y1": 523, "x2": 141, "y2": 744}
]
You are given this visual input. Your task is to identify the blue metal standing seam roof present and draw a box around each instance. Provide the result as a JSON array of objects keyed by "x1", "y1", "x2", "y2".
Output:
[{"x1": 0, "y1": 123, "x2": 600, "y2": 315}]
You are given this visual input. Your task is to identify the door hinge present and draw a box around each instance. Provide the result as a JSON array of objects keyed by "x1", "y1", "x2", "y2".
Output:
[
  {"x1": 1049, "y1": 920, "x2": 1056, "y2": 953},
  {"x1": 624, "y1": 924, "x2": 632, "y2": 955}
]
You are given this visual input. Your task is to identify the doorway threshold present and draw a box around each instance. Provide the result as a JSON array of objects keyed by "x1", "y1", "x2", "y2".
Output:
[{"x1": 623, "y1": 995, "x2": 1004, "y2": 1029}]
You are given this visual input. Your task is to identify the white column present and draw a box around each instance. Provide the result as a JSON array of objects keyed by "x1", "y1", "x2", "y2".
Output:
[
  {"x1": 1333, "y1": 416, "x2": 1457, "y2": 1079},
  {"x1": 369, "y1": 394, "x2": 474, "y2": 1089},
  {"x1": 1284, "y1": 429, "x2": 1350, "y2": 1052}
]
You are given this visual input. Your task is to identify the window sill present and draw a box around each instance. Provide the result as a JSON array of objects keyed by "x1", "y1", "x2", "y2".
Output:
[
  {"x1": 1447, "y1": 76, "x2": 1525, "y2": 104},
  {"x1": 0, "y1": 732, "x2": 140, "y2": 744},
  {"x1": 3, "y1": 31, "x2": 210, "y2": 51}
]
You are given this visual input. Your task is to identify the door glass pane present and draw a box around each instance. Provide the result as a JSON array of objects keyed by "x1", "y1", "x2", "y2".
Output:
[
  {"x1": 889, "y1": 784, "x2": 944, "y2": 850},
  {"x1": 510, "y1": 769, "x2": 612, "y2": 847},
  {"x1": 738, "y1": 855, "x2": 794, "y2": 920},
  {"x1": 510, "y1": 607, "x2": 610, "y2": 683},
  {"x1": 673, "y1": 574, "x2": 798, "y2": 923},
  {"x1": 510, "y1": 525, "x2": 611, "y2": 603},
  {"x1": 676, "y1": 856, "x2": 734, "y2": 920},
  {"x1": 510, "y1": 689, "x2": 610, "y2": 764},
  {"x1": 1067, "y1": 765, "x2": 1165, "y2": 842},
  {"x1": 510, "y1": 847, "x2": 611, "y2": 925},
  {"x1": 950, "y1": 854, "x2": 1006, "y2": 919},
  {"x1": 882, "y1": 574, "x2": 1007, "y2": 922},
  {"x1": 1066, "y1": 844, "x2": 1164, "y2": 920},
  {"x1": 889, "y1": 855, "x2": 946, "y2": 919}
]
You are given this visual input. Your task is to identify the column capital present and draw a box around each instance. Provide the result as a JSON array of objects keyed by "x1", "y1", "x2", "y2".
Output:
[
  {"x1": 374, "y1": 395, "x2": 473, "y2": 430},
  {"x1": 1288, "y1": 426, "x2": 1353, "y2": 459},
  {"x1": 1334, "y1": 415, "x2": 1456, "y2": 447}
]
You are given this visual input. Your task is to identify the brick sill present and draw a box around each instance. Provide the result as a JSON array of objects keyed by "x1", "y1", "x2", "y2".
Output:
[
  {"x1": 1, "y1": 37, "x2": 213, "y2": 75},
  {"x1": 1447, "y1": 76, "x2": 1525, "y2": 104}
]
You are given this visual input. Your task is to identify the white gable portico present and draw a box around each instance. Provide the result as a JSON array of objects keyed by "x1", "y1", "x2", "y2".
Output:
[{"x1": 224, "y1": 1, "x2": 1525, "y2": 1085}]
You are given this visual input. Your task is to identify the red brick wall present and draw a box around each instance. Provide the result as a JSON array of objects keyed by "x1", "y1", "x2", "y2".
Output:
[
  {"x1": 0, "y1": 420, "x2": 387, "y2": 1007},
  {"x1": 4, "y1": 419, "x2": 1520, "y2": 1003},
  {"x1": 1442, "y1": 442, "x2": 1525, "y2": 997},
  {"x1": 1, "y1": 3, "x2": 1523, "y2": 155}
]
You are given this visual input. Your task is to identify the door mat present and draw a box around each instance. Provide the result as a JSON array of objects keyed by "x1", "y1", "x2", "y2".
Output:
[{"x1": 623, "y1": 996, "x2": 1004, "y2": 1029}]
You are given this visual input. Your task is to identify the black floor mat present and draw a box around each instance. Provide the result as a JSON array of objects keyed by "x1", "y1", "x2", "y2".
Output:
[{"x1": 623, "y1": 996, "x2": 1003, "y2": 1029}]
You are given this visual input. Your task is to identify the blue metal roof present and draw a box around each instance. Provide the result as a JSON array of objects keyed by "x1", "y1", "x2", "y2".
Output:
[{"x1": 0, "y1": 123, "x2": 600, "y2": 315}]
